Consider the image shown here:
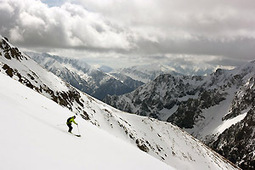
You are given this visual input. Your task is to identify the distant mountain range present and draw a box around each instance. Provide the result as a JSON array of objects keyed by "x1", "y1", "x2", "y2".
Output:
[
  {"x1": 27, "y1": 52, "x2": 143, "y2": 100},
  {"x1": 111, "y1": 62, "x2": 216, "y2": 83},
  {"x1": 104, "y1": 61, "x2": 255, "y2": 169},
  {"x1": 28, "y1": 52, "x2": 217, "y2": 101}
]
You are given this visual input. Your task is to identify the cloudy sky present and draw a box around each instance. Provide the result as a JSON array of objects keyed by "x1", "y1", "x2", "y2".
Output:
[{"x1": 1, "y1": 0, "x2": 255, "y2": 69}]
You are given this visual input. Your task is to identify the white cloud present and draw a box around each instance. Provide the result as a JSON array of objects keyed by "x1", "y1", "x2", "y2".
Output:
[
  {"x1": 0, "y1": 1, "x2": 14, "y2": 14},
  {"x1": 0, "y1": 0, "x2": 254, "y2": 68},
  {"x1": 0, "y1": 0, "x2": 133, "y2": 50},
  {"x1": 9, "y1": 26, "x2": 24, "y2": 42},
  {"x1": 20, "y1": 12, "x2": 46, "y2": 28}
]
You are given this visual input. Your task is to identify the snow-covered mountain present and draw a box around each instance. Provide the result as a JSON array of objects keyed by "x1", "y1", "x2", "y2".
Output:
[
  {"x1": 98, "y1": 65, "x2": 114, "y2": 73},
  {"x1": 104, "y1": 62, "x2": 255, "y2": 169},
  {"x1": 28, "y1": 52, "x2": 143, "y2": 100},
  {"x1": 0, "y1": 72, "x2": 173, "y2": 170},
  {"x1": 112, "y1": 64, "x2": 179, "y2": 83},
  {"x1": 0, "y1": 36, "x2": 238, "y2": 169},
  {"x1": 112, "y1": 62, "x2": 215, "y2": 83}
]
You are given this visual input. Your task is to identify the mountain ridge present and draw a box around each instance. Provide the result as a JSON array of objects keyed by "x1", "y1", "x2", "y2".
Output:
[
  {"x1": 28, "y1": 52, "x2": 143, "y2": 100},
  {"x1": 111, "y1": 62, "x2": 216, "y2": 84}
]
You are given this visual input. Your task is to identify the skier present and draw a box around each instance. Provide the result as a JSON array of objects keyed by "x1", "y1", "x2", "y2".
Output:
[{"x1": 66, "y1": 115, "x2": 78, "y2": 133}]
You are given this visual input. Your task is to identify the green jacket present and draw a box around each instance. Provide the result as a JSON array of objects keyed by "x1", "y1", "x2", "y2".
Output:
[{"x1": 67, "y1": 116, "x2": 77, "y2": 125}]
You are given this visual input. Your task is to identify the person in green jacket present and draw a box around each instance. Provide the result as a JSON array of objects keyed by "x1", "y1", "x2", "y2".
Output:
[{"x1": 66, "y1": 115, "x2": 78, "y2": 133}]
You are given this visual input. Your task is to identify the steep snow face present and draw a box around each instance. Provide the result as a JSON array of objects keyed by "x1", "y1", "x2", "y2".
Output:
[
  {"x1": 0, "y1": 73, "x2": 174, "y2": 170},
  {"x1": 184, "y1": 87, "x2": 237, "y2": 141},
  {"x1": 0, "y1": 39, "x2": 68, "y2": 92},
  {"x1": 216, "y1": 110, "x2": 247, "y2": 134},
  {"x1": 0, "y1": 37, "x2": 238, "y2": 170}
]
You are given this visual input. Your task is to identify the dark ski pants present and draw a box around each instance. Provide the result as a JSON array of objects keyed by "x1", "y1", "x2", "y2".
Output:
[{"x1": 67, "y1": 123, "x2": 73, "y2": 133}]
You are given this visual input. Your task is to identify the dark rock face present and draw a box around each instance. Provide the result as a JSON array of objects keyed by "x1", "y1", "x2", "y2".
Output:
[
  {"x1": 168, "y1": 90, "x2": 226, "y2": 128},
  {"x1": 0, "y1": 38, "x2": 28, "y2": 61},
  {"x1": 0, "y1": 37, "x2": 85, "y2": 116},
  {"x1": 210, "y1": 109, "x2": 255, "y2": 170},
  {"x1": 104, "y1": 74, "x2": 205, "y2": 121}
]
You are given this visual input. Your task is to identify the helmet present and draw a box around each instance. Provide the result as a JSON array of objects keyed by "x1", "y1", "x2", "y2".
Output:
[{"x1": 73, "y1": 115, "x2": 76, "y2": 118}]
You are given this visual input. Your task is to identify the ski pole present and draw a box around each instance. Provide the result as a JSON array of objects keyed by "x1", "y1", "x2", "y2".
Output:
[{"x1": 77, "y1": 124, "x2": 81, "y2": 136}]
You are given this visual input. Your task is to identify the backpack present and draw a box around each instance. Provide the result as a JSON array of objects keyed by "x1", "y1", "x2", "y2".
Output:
[{"x1": 67, "y1": 117, "x2": 72, "y2": 124}]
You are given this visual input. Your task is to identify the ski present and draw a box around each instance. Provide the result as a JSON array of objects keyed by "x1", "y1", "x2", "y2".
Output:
[
  {"x1": 68, "y1": 132, "x2": 81, "y2": 137},
  {"x1": 72, "y1": 134, "x2": 81, "y2": 137}
]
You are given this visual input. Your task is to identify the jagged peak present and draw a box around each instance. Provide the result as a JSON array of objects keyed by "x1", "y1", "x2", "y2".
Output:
[
  {"x1": 229, "y1": 60, "x2": 255, "y2": 78},
  {"x1": 0, "y1": 36, "x2": 29, "y2": 61}
]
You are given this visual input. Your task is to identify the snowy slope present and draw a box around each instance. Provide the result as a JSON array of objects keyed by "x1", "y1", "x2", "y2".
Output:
[
  {"x1": 0, "y1": 73, "x2": 173, "y2": 170},
  {"x1": 0, "y1": 36, "x2": 238, "y2": 169}
]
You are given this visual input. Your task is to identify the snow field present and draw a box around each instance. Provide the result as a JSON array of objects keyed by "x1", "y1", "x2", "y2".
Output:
[{"x1": 0, "y1": 73, "x2": 174, "y2": 170}]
